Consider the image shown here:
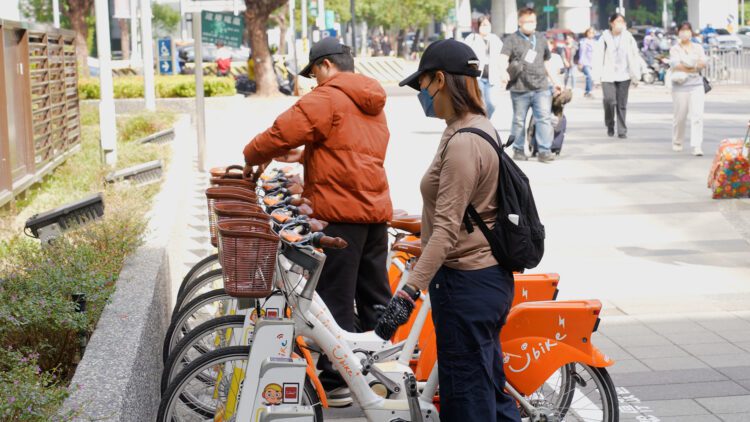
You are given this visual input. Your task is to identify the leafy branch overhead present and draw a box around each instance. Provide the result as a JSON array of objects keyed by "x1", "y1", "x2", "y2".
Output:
[{"x1": 357, "y1": 0, "x2": 453, "y2": 29}]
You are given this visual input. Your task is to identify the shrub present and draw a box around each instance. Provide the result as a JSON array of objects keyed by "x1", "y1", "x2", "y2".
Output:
[{"x1": 78, "y1": 75, "x2": 236, "y2": 99}]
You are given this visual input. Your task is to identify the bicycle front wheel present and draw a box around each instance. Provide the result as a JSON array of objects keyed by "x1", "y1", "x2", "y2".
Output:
[
  {"x1": 521, "y1": 363, "x2": 618, "y2": 422},
  {"x1": 157, "y1": 346, "x2": 323, "y2": 421},
  {"x1": 174, "y1": 269, "x2": 225, "y2": 313},
  {"x1": 177, "y1": 253, "x2": 221, "y2": 297},
  {"x1": 163, "y1": 289, "x2": 235, "y2": 362}
]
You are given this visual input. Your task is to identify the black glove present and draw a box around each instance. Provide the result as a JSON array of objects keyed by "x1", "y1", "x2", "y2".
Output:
[{"x1": 374, "y1": 285, "x2": 420, "y2": 340}]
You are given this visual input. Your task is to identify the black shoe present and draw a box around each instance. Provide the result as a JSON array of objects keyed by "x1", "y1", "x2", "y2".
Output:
[
  {"x1": 607, "y1": 129, "x2": 615, "y2": 137},
  {"x1": 325, "y1": 386, "x2": 353, "y2": 407},
  {"x1": 618, "y1": 134, "x2": 627, "y2": 139}
]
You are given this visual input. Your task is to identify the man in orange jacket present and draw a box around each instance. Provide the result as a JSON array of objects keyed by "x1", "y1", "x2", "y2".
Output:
[{"x1": 243, "y1": 38, "x2": 393, "y2": 406}]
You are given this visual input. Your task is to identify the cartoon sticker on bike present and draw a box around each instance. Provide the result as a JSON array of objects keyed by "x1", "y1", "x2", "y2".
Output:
[{"x1": 261, "y1": 383, "x2": 283, "y2": 406}]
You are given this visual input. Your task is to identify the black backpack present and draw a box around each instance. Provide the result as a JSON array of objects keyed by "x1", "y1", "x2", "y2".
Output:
[{"x1": 450, "y1": 127, "x2": 546, "y2": 273}]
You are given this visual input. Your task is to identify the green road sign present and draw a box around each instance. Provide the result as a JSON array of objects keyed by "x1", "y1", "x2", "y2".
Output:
[
  {"x1": 201, "y1": 11, "x2": 245, "y2": 48},
  {"x1": 543, "y1": 5, "x2": 555, "y2": 12}
]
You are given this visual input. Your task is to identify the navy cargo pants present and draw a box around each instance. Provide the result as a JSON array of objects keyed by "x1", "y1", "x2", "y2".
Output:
[{"x1": 429, "y1": 265, "x2": 521, "y2": 422}]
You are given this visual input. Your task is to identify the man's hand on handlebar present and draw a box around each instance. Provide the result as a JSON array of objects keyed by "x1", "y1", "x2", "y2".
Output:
[{"x1": 243, "y1": 162, "x2": 269, "y2": 181}]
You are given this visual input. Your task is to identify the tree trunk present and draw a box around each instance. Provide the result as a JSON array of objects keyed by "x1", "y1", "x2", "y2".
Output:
[
  {"x1": 119, "y1": 19, "x2": 130, "y2": 60},
  {"x1": 62, "y1": 0, "x2": 94, "y2": 77},
  {"x1": 247, "y1": 11, "x2": 280, "y2": 96},
  {"x1": 396, "y1": 29, "x2": 406, "y2": 58},
  {"x1": 67, "y1": 3, "x2": 91, "y2": 77}
]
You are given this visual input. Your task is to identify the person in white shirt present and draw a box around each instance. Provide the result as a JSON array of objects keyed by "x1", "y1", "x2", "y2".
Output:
[
  {"x1": 669, "y1": 22, "x2": 707, "y2": 156},
  {"x1": 592, "y1": 13, "x2": 641, "y2": 139},
  {"x1": 462, "y1": 15, "x2": 503, "y2": 119}
]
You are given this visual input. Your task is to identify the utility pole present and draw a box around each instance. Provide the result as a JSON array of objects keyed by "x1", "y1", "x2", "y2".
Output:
[
  {"x1": 130, "y1": 0, "x2": 140, "y2": 65},
  {"x1": 290, "y1": 0, "x2": 298, "y2": 71},
  {"x1": 140, "y1": 0, "x2": 156, "y2": 111},
  {"x1": 52, "y1": 0, "x2": 60, "y2": 28},
  {"x1": 192, "y1": 13, "x2": 207, "y2": 172},
  {"x1": 546, "y1": 0, "x2": 551, "y2": 30},
  {"x1": 94, "y1": 0, "x2": 118, "y2": 165},
  {"x1": 302, "y1": 0, "x2": 308, "y2": 54},
  {"x1": 350, "y1": 0, "x2": 356, "y2": 56},
  {"x1": 317, "y1": 0, "x2": 325, "y2": 30},
  {"x1": 618, "y1": 0, "x2": 625, "y2": 16}
]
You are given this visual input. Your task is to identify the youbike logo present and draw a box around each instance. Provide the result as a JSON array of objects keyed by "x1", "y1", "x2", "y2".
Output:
[
  {"x1": 331, "y1": 345, "x2": 353, "y2": 378},
  {"x1": 503, "y1": 315, "x2": 568, "y2": 373},
  {"x1": 278, "y1": 334, "x2": 289, "y2": 357}
]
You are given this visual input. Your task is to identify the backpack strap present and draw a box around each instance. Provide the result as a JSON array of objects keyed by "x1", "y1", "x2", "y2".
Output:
[{"x1": 447, "y1": 127, "x2": 509, "y2": 236}]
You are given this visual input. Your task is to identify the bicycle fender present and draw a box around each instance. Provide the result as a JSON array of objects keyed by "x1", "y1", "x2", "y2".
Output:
[
  {"x1": 503, "y1": 336, "x2": 614, "y2": 396},
  {"x1": 296, "y1": 336, "x2": 329, "y2": 408}
]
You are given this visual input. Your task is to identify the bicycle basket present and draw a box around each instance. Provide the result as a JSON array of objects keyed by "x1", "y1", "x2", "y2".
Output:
[
  {"x1": 209, "y1": 165, "x2": 244, "y2": 179},
  {"x1": 206, "y1": 187, "x2": 260, "y2": 247},
  {"x1": 217, "y1": 219, "x2": 279, "y2": 298},
  {"x1": 210, "y1": 177, "x2": 257, "y2": 189},
  {"x1": 215, "y1": 202, "x2": 269, "y2": 226}
]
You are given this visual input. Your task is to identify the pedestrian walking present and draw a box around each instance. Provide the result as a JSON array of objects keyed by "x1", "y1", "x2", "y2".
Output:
[
  {"x1": 500, "y1": 7, "x2": 562, "y2": 162},
  {"x1": 398, "y1": 38, "x2": 522, "y2": 422},
  {"x1": 563, "y1": 34, "x2": 578, "y2": 89},
  {"x1": 669, "y1": 22, "x2": 707, "y2": 156},
  {"x1": 243, "y1": 37, "x2": 393, "y2": 407},
  {"x1": 592, "y1": 13, "x2": 641, "y2": 139},
  {"x1": 215, "y1": 41, "x2": 232, "y2": 76},
  {"x1": 578, "y1": 27, "x2": 597, "y2": 97},
  {"x1": 462, "y1": 15, "x2": 503, "y2": 119}
]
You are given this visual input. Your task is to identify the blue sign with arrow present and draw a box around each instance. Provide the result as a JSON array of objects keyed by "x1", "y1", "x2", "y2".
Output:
[{"x1": 157, "y1": 38, "x2": 175, "y2": 75}]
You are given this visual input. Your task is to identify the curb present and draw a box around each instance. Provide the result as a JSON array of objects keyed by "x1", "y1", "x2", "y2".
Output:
[{"x1": 60, "y1": 115, "x2": 192, "y2": 421}]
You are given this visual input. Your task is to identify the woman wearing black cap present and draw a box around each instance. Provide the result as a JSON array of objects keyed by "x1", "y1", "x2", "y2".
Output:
[{"x1": 393, "y1": 39, "x2": 521, "y2": 421}]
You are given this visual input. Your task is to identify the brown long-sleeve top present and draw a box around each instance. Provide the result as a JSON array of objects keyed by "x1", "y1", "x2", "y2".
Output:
[{"x1": 408, "y1": 113, "x2": 500, "y2": 291}]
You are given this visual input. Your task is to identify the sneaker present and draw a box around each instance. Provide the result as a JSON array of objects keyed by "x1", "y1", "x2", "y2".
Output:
[
  {"x1": 512, "y1": 149, "x2": 528, "y2": 161},
  {"x1": 537, "y1": 151, "x2": 555, "y2": 163},
  {"x1": 672, "y1": 144, "x2": 683, "y2": 152},
  {"x1": 584, "y1": 92, "x2": 593, "y2": 98},
  {"x1": 326, "y1": 386, "x2": 353, "y2": 407},
  {"x1": 618, "y1": 134, "x2": 627, "y2": 139},
  {"x1": 692, "y1": 147, "x2": 704, "y2": 156},
  {"x1": 607, "y1": 128, "x2": 615, "y2": 137}
]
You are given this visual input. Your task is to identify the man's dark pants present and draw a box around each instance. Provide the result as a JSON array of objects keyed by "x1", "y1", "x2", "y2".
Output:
[
  {"x1": 429, "y1": 265, "x2": 520, "y2": 422},
  {"x1": 602, "y1": 80, "x2": 631, "y2": 136},
  {"x1": 315, "y1": 222, "x2": 392, "y2": 390}
]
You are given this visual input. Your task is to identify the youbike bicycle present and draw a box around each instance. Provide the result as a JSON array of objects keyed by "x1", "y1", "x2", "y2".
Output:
[{"x1": 159, "y1": 221, "x2": 619, "y2": 421}]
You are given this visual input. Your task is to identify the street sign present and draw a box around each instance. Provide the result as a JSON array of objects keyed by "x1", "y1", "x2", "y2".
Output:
[
  {"x1": 543, "y1": 5, "x2": 555, "y2": 12},
  {"x1": 309, "y1": 0, "x2": 318, "y2": 17},
  {"x1": 321, "y1": 29, "x2": 337, "y2": 38},
  {"x1": 201, "y1": 11, "x2": 245, "y2": 48},
  {"x1": 157, "y1": 37, "x2": 175, "y2": 75},
  {"x1": 325, "y1": 10, "x2": 335, "y2": 29}
]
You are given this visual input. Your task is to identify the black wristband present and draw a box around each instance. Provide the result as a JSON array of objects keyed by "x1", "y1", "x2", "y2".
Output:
[{"x1": 402, "y1": 284, "x2": 420, "y2": 301}]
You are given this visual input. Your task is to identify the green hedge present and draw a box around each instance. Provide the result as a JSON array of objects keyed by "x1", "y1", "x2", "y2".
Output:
[{"x1": 78, "y1": 75, "x2": 236, "y2": 100}]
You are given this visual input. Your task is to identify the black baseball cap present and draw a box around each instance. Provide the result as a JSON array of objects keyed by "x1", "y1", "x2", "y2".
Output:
[
  {"x1": 299, "y1": 37, "x2": 348, "y2": 78},
  {"x1": 399, "y1": 39, "x2": 482, "y2": 90}
]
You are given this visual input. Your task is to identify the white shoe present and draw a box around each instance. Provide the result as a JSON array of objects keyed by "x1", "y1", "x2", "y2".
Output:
[
  {"x1": 692, "y1": 147, "x2": 704, "y2": 156},
  {"x1": 672, "y1": 144, "x2": 683, "y2": 152},
  {"x1": 326, "y1": 386, "x2": 353, "y2": 407}
]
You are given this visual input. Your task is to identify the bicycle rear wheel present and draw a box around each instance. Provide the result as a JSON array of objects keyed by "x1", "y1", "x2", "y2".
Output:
[
  {"x1": 163, "y1": 289, "x2": 235, "y2": 362},
  {"x1": 521, "y1": 363, "x2": 618, "y2": 422},
  {"x1": 162, "y1": 315, "x2": 246, "y2": 393},
  {"x1": 177, "y1": 253, "x2": 221, "y2": 297},
  {"x1": 174, "y1": 269, "x2": 224, "y2": 314},
  {"x1": 157, "y1": 346, "x2": 323, "y2": 421}
]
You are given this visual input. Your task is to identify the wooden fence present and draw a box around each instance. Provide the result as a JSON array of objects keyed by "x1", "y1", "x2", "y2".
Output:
[{"x1": 0, "y1": 20, "x2": 81, "y2": 209}]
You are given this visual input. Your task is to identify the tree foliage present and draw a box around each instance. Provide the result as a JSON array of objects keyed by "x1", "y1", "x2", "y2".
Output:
[
  {"x1": 357, "y1": 0, "x2": 452, "y2": 29},
  {"x1": 152, "y1": 3, "x2": 181, "y2": 38}
]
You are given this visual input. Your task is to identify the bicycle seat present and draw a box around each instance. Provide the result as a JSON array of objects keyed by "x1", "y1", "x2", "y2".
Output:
[
  {"x1": 391, "y1": 238, "x2": 422, "y2": 258},
  {"x1": 390, "y1": 215, "x2": 421, "y2": 235}
]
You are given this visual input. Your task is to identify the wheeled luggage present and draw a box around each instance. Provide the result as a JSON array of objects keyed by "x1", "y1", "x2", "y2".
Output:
[{"x1": 707, "y1": 121, "x2": 750, "y2": 199}]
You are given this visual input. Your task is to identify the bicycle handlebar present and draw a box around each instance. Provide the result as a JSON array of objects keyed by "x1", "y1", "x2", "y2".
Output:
[{"x1": 311, "y1": 232, "x2": 348, "y2": 249}]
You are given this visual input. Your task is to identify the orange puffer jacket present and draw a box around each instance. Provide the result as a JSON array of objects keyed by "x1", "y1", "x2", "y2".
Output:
[{"x1": 243, "y1": 72, "x2": 393, "y2": 223}]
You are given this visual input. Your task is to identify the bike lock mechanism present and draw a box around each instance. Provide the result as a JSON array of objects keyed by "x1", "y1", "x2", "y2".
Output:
[
  {"x1": 24, "y1": 193, "x2": 105, "y2": 244},
  {"x1": 406, "y1": 373, "x2": 424, "y2": 422}
]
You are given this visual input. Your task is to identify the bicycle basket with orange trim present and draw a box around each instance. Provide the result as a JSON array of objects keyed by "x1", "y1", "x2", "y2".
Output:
[
  {"x1": 210, "y1": 177, "x2": 257, "y2": 189},
  {"x1": 206, "y1": 187, "x2": 260, "y2": 247},
  {"x1": 217, "y1": 219, "x2": 280, "y2": 298}
]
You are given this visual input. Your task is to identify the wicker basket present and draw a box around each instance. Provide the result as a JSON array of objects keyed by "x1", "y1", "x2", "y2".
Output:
[
  {"x1": 214, "y1": 202, "x2": 269, "y2": 226},
  {"x1": 210, "y1": 177, "x2": 256, "y2": 189},
  {"x1": 206, "y1": 187, "x2": 260, "y2": 247},
  {"x1": 217, "y1": 219, "x2": 279, "y2": 298}
]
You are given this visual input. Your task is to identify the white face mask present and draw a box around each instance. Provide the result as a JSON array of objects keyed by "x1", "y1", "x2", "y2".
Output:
[
  {"x1": 679, "y1": 31, "x2": 692, "y2": 41},
  {"x1": 613, "y1": 22, "x2": 626, "y2": 33},
  {"x1": 479, "y1": 23, "x2": 491, "y2": 36},
  {"x1": 521, "y1": 22, "x2": 537, "y2": 34}
]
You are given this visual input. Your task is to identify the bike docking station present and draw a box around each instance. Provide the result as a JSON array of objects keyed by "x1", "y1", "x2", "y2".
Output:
[{"x1": 24, "y1": 193, "x2": 105, "y2": 244}]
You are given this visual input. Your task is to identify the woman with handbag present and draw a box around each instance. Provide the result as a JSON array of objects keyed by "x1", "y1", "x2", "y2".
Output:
[{"x1": 669, "y1": 21, "x2": 707, "y2": 156}]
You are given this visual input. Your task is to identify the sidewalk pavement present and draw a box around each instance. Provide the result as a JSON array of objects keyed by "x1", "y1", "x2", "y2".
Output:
[{"x1": 168, "y1": 82, "x2": 750, "y2": 421}]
